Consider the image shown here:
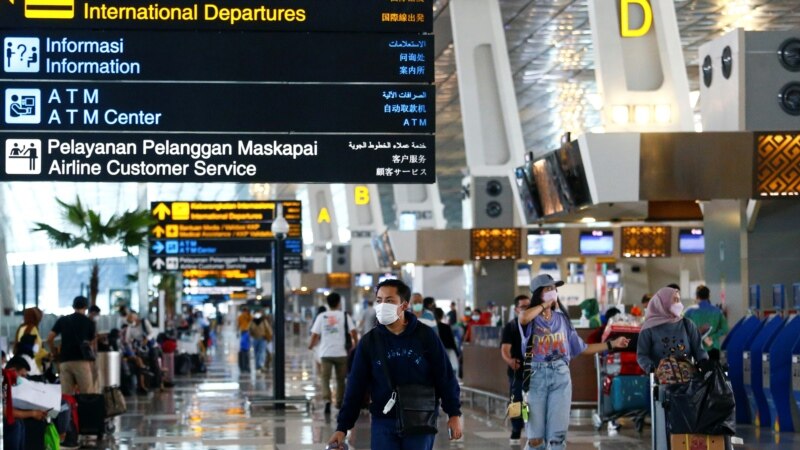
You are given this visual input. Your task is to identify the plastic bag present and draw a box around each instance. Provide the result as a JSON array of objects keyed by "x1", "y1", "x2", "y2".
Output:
[
  {"x1": 44, "y1": 422, "x2": 60, "y2": 450},
  {"x1": 666, "y1": 362, "x2": 736, "y2": 435}
]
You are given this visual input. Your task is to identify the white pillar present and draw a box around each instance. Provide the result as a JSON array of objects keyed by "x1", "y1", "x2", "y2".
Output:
[
  {"x1": 344, "y1": 184, "x2": 385, "y2": 272},
  {"x1": 306, "y1": 185, "x2": 340, "y2": 273}
]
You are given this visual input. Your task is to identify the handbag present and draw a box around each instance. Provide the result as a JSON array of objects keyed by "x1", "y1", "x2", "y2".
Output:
[
  {"x1": 372, "y1": 330, "x2": 438, "y2": 436},
  {"x1": 103, "y1": 385, "x2": 127, "y2": 417}
]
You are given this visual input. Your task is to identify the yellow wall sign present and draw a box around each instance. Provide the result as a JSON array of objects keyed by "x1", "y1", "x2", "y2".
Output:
[
  {"x1": 620, "y1": 0, "x2": 652, "y2": 38},
  {"x1": 317, "y1": 207, "x2": 331, "y2": 224},
  {"x1": 354, "y1": 185, "x2": 370, "y2": 205},
  {"x1": 25, "y1": 0, "x2": 75, "y2": 19}
]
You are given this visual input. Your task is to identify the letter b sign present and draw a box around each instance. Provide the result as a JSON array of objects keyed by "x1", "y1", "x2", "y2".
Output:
[
  {"x1": 354, "y1": 185, "x2": 370, "y2": 205},
  {"x1": 620, "y1": 0, "x2": 652, "y2": 38}
]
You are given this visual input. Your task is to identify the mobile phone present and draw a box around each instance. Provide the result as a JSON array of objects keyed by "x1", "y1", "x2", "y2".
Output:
[{"x1": 448, "y1": 427, "x2": 453, "y2": 439}]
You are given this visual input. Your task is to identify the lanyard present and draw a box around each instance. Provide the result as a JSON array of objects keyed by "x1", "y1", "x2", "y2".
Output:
[{"x1": 517, "y1": 319, "x2": 533, "y2": 357}]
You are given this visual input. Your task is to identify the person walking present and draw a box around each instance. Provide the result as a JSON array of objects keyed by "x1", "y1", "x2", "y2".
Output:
[
  {"x1": 46, "y1": 296, "x2": 98, "y2": 394},
  {"x1": 500, "y1": 294, "x2": 531, "y2": 445},
  {"x1": 249, "y1": 310, "x2": 273, "y2": 373},
  {"x1": 411, "y1": 293, "x2": 439, "y2": 335},
  {"x1": 433, "y1": 307, "x2": 460, "y2": 374},
  {"x1": 684, "y1": 285, "x2": 729, "y2": 360},
  {"x1": 636, "y1": 286, "x2": 709, "y2": 374},
  {"x1": 309, "y1": 293, "x2": 358, "y2": 415},
  {"x1": 358, "y1": 299, "x2": 377, "y2": 335},
  {"x1": 327, "y1": 279, "x2": 462, "y2": 450},
  {"x1": 519, "y1": 275, "x2": 630, "y2": 450}
]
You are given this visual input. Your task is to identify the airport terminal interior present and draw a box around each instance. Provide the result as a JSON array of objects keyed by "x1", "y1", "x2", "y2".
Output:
[{"x1": 3, "y1": 0, "x2": 800, "y2": 449}]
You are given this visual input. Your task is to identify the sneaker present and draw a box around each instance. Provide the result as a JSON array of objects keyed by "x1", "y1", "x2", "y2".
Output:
[
  {"x1": 60, "y1": 441, "x2": 80, "y2": 450},
  {"x1": 607, "y1": 420, "x2": 621, "y2": 431},
  {"x1": 510, "y1": 430, "x2": 521, "y2": 445},
  {"x1": 324, "y1": 402, "x2": 331, "y2": 415}
]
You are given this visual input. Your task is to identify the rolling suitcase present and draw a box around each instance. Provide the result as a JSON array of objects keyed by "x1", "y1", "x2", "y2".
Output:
[
  {"x1": 75, "y1": 393, "x2": 106, "y2": 438},
  {"x1": 175, "y1": 353, "x2": 192, "y2": 376},
  {"x1": 610, "y1": 375, "x2": 650, "y2": 412}
]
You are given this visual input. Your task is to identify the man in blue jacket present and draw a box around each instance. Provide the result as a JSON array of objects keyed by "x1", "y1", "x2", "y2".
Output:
[{"x1": 327, "y1": 279, "x2": 463, "y2": 449}]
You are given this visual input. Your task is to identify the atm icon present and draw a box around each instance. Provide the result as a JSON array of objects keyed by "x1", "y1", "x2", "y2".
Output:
[{"x1": 25, "y1": 0, "x2": 75, "y2": 19}]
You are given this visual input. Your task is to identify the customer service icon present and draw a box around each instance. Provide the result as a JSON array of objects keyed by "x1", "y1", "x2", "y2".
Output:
[
  {"x1": 3, "y1": 37, "x2": 40, "y2": 73},
  {"x1": 5, "y1": 88, "x2": 41, "y2": 124},
  {"x1": 5, "y1": 139, "x2": 42, "y2": 175}
]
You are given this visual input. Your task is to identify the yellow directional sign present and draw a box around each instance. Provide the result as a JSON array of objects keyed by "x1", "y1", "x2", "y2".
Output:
[
  {"x1": 24, "y1": 0, "x2": 75, "y2": 19},
  {"x1": 152, "y1": 225, "x2": 165, "y2": 238},
  {"x1": 171, "y1": 202, "x2": 190, "y2": 221},
  {"x1": 165, "y1": 224, "x2": 179, "y2": 238},
  {"x1": 153, "y1": 203, "x2": 171, "y2": 221}
]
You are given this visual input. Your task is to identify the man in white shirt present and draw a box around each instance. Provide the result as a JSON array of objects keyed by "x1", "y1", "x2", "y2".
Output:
[{"x1": 309, "y1": 293, "x2": 358, "y2": 415}]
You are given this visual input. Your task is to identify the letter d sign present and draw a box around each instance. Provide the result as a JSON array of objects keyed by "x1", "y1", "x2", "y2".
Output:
[{"x1": 620, "y1": 0, "x2": 652, "y2": 38}]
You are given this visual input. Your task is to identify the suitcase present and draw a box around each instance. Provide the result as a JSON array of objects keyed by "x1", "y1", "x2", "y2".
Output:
[
  {"x1": 75, "y1": 393, "x2": 106, "y2": 437},
  {"x1": 610, "y1": 375, "x2": 650, "y2": 412},
  {"x1": 162, "y1": 352, "x2": 175, "y2": 382},
  {"x1": 191, "y1": 354, "x2": 207, "y2": 374},
  {"x1": 238, "y1": 350, "x2": 250, "y2": 373},
  {"x1": 606, "y1": 352, "x2": 645, "y2": 376},
  {"x1": 175, "y1": 353, "x2": 192, "y2": 375}
]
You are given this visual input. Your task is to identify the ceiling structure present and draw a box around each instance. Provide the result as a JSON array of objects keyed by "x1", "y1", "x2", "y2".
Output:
[{"x1": 3, "y1": 0, "x2": 800, "y2": 254}]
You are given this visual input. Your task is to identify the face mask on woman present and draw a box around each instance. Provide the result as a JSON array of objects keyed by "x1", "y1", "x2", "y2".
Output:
[
  {"x1": 670, "y1": 302, "x2": 684, "y2": 317},
  {"x1": 542, "y1": 290, "x2": 558, "y2": 303},
  {"x1": 375, "y1": 302, "x2": 401, "y2": 325},
  {"x1": 412, "y1": 303, "x2": 424, "y2": 313},
  {"x1": 471, "y1": 314, "x2": 480, "y2": 322}
]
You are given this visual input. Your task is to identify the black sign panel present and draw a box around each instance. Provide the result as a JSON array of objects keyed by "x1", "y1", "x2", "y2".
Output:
[
  {"x1": 1, "y1": 82, "x2": 434, "y2": 133},
  {"x1": 0, "y1": 0, "x2": 433, "y2": 33},
  {"x1": 149, "y1": 200, "x2": 303, "y2": 271},
  {"x1": 0, "y1": 133, "x2": 434, "y2": 182},
  {"x1": 2, "y1": 31, "x2": 433, "y2": 83}
]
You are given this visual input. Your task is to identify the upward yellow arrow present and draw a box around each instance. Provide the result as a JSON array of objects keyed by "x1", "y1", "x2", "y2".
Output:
[
  {"x1": 153, "y1": 203, "x2": 171, "y2": 221},
  {"x1": 152, "y1": 225, "x2": 166, "y2": 238}
]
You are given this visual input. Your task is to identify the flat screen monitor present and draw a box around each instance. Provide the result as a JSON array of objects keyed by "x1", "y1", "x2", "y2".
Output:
[
  {"x1": 532, "y1": 155, "x2": 567, "y2": 216},
  {"x1": 527, "y1": 230, "x2": 562, "y2": 256},
  {"x1": 514, "y1": 163, "x2": 544, "y2": 223},
  {"x1": 371, "y1": 231, "x2": 396, "y2": 268},
  {"x1": 555, "y1": 140, "x2": 592, "y2": 209},
  {"x1": 580, "y1": 230, "x2": 614, "y2": 256},
  {"x1": 678, "y1": 228, "x2": 705, "y2": 254},
  {"x1": 378, "y1": 273, "x2": 397, "y2": 283},
  {"x1": 355, "y1": 273, "x2": 374, "y2": 287},
  {"x1": 517, "y1": 264, "x2": 531, "y2": 287},
  {"x1": 772, "y1": 284, "x2": 785, "y2": 310}
]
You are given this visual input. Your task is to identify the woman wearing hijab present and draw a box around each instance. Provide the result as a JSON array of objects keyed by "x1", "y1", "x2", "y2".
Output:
[{"x1": 636, "y1": 287, "x2": 708, "y2": 373}]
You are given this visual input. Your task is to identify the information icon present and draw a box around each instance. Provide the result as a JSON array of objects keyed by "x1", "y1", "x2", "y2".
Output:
[
  {"x1": 5, "y1": 139, "x2": 42, "y2": 175},
  {"x1": 4, "y1": 38, "x2": 40, "y2": 73},
  {"x1": 5, "y1": 88, "x2": 41, "y2": 124}
]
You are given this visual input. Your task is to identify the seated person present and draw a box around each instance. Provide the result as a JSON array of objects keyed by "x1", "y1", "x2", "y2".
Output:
[{"x1": 3, "y1": 357, "x2": 49, "y2": 450}]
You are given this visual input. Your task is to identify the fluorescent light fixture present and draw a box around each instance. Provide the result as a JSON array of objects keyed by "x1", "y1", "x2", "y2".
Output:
[
  {"x1": 654, "y1": 105, "x2": 671, "y2": 124},
  {"x1": 611, "y1": 105, "x2": 630, "y2": 124},
  {"x1": 587, "y1": 93, "x2": 604, "y2": 110},
  {"x1": 634, "y1": 105, "x2": 652, "y2": 125},
  {"x1": 689, "y1": 90, "x2": 701, "y2": 109},
  {"x1": 580, "y1": 217, "x2": 597, "y2": 224}
]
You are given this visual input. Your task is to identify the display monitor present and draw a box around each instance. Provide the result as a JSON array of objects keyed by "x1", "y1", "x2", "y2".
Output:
[
  {"x1": 371, "y1": 231, "x2": 396, "y2": 268},
  {"x1": 527, "y1": 230, "x2": 562, "y2": 256},
  {"x1": 772, "y1": 284, "x2": 785, "y2": 310},
  {"x1": 514, "y1": 163, "x2": 544, "y2": 223},
  {"x1": 579, "y1": 230, "x2": 614, "y2": 255},
  {"x1": 678, "y1": 228, "x2": 705, "y2": 254},
  {"x1": 378, "y1": 273, "x2": 397, "y2": 283},
  {"x1": 355, "y1": 273, "x2": 374, "y2": 287},
  {"x1": 517, "y1": 264, "x2": 532, "y2": 287},
  {"x1": 532, "y1": 155, "x2": 567, "y2": 216},
  {"x1": 555, "y1": 140, "x2": 593, "y2": 209}
]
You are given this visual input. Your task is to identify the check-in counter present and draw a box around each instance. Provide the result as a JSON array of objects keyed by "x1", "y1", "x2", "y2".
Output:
[{"x1": 462, "y1": 325, "x2": 598, "y2": 408}]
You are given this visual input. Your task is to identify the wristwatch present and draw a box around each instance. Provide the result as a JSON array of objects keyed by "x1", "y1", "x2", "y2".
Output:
[{"x1": 606, "y1": 341, "x2": 613, "y2": 351}]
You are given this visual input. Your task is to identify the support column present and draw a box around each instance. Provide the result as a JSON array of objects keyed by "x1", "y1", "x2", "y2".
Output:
[
  {"x1": 306, "y1": 185, "x2": 340, "y2": 273},
  {"x1": 0, "y1": 188, "x2": 15, "y2": 315},
  {"x1": 703, "y1": 200, "x2": 748, "y2": 325},
  {"x1": 344, "y1": 184, "x2": 385, "y2": 272},
  {"x1": 138, "y1": 183, "x2": 149, "y2": 314},
  {"x1": 451, "y1": 0, "x2": 525, "y2": 307}
]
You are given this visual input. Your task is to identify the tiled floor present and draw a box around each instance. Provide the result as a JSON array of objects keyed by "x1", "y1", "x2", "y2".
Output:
[{"x1": 89, "y1": 327, "x2": 798, "y2": 449}]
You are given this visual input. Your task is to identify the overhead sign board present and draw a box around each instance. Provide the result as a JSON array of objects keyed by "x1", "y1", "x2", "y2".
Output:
[
  {"x1": 149, "y1": 200, "x2": 303, "y2": 271},
  {"x1": 0, "y1": 0, "x2": 433, "y2": 33},
  {"x1": 1, "y1": 31, "x2": 433, "y2": 83},
  {"x1": 0, "y1": 133, "x2": 434, "y2": 182}
]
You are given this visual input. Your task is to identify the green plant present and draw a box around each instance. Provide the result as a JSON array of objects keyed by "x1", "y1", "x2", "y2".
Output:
[{"x1": 32, "y1": 196, "x2": 155, "y2": 306}]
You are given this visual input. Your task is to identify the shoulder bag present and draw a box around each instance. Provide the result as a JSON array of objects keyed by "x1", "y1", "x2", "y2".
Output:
[{"x1": 371, "y1": 328, "x2": 438, "y2": 436}]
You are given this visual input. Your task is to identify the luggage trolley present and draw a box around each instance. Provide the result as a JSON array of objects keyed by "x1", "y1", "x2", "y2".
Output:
[{"x1": 591, "y1": 316, "x2": 649, "y2": 432}]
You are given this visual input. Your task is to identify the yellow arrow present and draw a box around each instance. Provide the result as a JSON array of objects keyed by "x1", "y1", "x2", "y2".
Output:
[
  {"x1": 153, "y1": 203, "x2": 171, "y2": 221},
  {"x1": 152, "y1": 225, "x2": 165, "y2": 238}
]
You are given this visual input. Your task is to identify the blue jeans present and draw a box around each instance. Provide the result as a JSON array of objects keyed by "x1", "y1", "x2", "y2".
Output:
[
  {"x1": 525, "y1": 360, "x2": 572, "y2": 450},
  {"x1": 253, "y1": 338, "x2": 267, "y2": 369},
  {"x1": 509, "y1": 371, "x2": 524, "y2": 434},
  {"x1": 371, "y1": 417, "x2": 436, "y2": 450},
  {"x1": 3, "y1": 419, "x2": 25, "y2": 450}
]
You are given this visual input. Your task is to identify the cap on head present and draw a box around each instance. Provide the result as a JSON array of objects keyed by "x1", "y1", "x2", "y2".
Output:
[
  {"x1": 73, "y1": 296, "x2": 89, "y2": 310},
  {"x1": 529, "y1": 274, "x2": 565, "y2": 293}
]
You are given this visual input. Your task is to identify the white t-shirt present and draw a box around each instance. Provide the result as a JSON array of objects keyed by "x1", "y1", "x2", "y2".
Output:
[{"x1": 310, "y1": 310, "x2": 355, "y2": 358}]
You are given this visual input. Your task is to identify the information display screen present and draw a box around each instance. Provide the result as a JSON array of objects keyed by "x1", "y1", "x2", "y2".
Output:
[
  {"x1": 555, "y1": 140, "x2": 592, "y2": 209},
  {"x1": 527, "y1": 230, "x2": 561, "y2": 256},
  {"x1": 579, "y1": 230, "x2": 614, "y2": 256},
  {"x1": 678, "y1": 228, "x2": 705, "y2": 254},
  {"x1": 514, "y1": 163, "x2": 543, "y2": 223},
  {"x1": 355, "y1": 273, "x2": 374, "y2": 287},
  {"x1": 532, "y1": 155, "x2": 567, "y2": 216}
]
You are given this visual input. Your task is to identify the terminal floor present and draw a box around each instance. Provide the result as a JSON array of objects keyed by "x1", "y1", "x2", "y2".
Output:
[{"x1": 98, "y1": 330, "x2": 796, "y2": 450}]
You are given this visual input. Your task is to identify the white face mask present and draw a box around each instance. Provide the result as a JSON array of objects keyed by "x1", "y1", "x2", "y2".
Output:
[
  {"x1": 543, "y1": 290, "x2": 558, "y2": 302},
  {"x1": 670, "y1": 303, "x2": 684, "y2": 317},
  {"x1": 32, "y1": 344, "x2": 39, "y2": 354},
  {"x1": 375, "y1": 302, "x2": 401, "y2": 325},
  {"x1": 471, "y1": 314, "x2": 480, "y2": 321}
]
